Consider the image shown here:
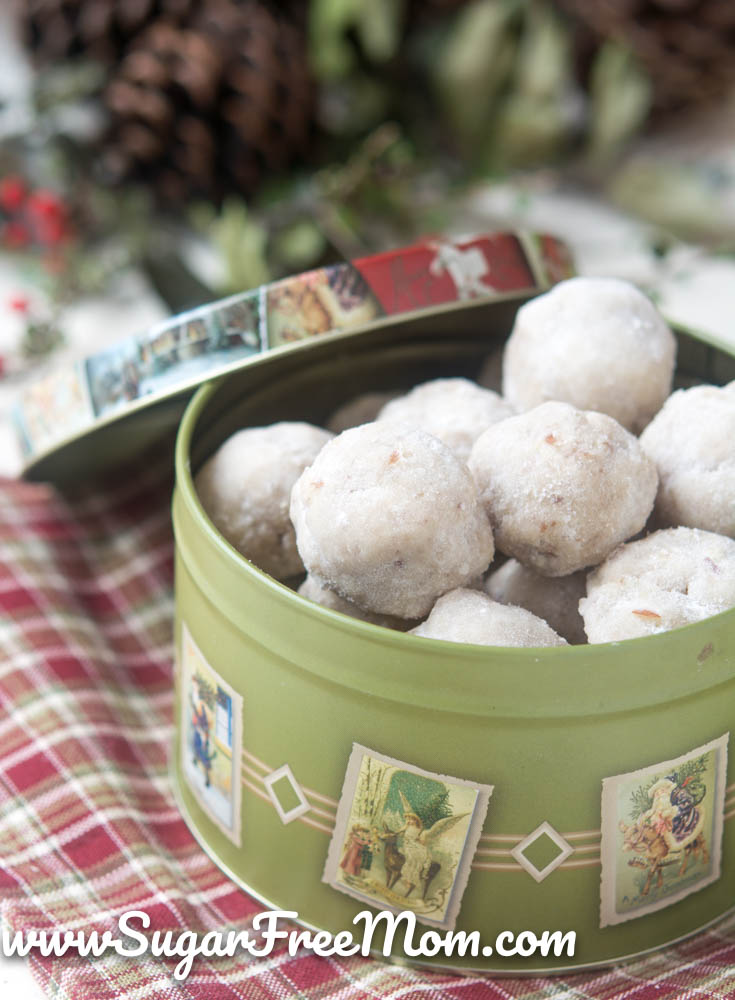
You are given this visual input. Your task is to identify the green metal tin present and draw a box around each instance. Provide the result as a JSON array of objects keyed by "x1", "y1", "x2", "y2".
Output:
[{"x1": 172, "y1": 298, "x2": 735, "y2": 974}]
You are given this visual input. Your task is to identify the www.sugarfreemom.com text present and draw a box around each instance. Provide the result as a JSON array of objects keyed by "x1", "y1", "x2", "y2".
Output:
[{"x1": 3, "y1": 910, "x2": 575, "y2": 979}]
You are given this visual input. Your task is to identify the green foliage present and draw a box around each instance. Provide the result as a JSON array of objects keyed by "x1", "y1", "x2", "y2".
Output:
[
  {"x1": 8, "y1": 0, "x2": 694, "y2": 345},
  {"x1": 385, "y1": 770, "x2": 453, "y2": 829},
  {"x1": 629, "y1": 780, "x2": 655, "y2": 822},
  {"x1": 356, "y1": 0, "x2": 407, "y2": 63},
  {"x1": 22, "y1": 319, "x2": 63, "y2": 358},
  {"x1": 587, "y1": 41, "x2": 651, "y2": 164},
  {"x1": 201, "y1": 198, "x2": 271, "y2": 294},
  {"x1": 434, "y1": 0, "x2": 519, "y2": 152},
  {"x1": 309, "y1": 0, "x2": 407, "y2": 80},
  {"x1": 434, "y1": 0, "x2": 579, "y2": 170},
  {"x1": 671, "y1": 755, "x2": 708, "y2": 806},
  {"x1": 421, "y1": 789, "x2": 453, "y2": 830},
  {"x1": 32, "y1": 60, "x2": 107, "y2": 115},
  {"x1": 491, "y1": 2, "x2": 575, "y2": 166},
  {"x1": 513, "y1": 1, "x2": 569, "y2": 101},
  {"x1": 273, "y1": 219, "x2": 327, "y2": 272},
  {"x1": 185, "y1": 122, "x2": 443, "y2": 297},
  {"x1": 629, "y1": 755, "x2": 710, "y2": 821},
  {"x1": 672, "y1": 755, "x2": 707, "y2": 785}
]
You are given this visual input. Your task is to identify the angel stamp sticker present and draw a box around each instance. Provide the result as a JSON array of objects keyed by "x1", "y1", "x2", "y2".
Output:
[
  {"x1": 600, "y1": 734, "x2": 728, "y2": 928},
  {"x1": 324, "y1": 744, "x2": 493, "y2": 929},
  {"x1": 180, "y1": 624, "x2": 242, "y2": 845}
]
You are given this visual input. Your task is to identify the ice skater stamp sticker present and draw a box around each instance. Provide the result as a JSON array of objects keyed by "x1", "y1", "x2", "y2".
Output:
[
  {"x1": 323, "y1": 744, "x2": 493, "y2": 930},
  {"x1": 600, "y1": 733, "x2": 728, "y2": 927},
  {"x1": 180, "y1": 624, "x2": 242, "y2": 845}
]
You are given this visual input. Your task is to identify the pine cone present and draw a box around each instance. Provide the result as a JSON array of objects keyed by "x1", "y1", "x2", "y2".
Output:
[
  {"x1": 22, "y1": 0, "x2": 197, "y2": 65},
  {"x1": 558, "y1": 0, "x2": 735, "y2": 112},
  {"x1": 101, "y1": 0, "x2": 314, "y2": 203}
]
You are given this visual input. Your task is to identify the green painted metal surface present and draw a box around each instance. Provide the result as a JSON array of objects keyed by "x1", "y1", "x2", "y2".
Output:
[{"x1": 171, "y1": 308, "x2": 735, "y2": 973}]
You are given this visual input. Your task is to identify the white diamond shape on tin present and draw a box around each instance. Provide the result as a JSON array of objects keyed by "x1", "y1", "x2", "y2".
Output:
[
  {"x1": 263, "y1": 764, "x2": 310, "y2": 824},
  {"x1": 511, "y1": 821, "x2": 573, "y2": 883}
]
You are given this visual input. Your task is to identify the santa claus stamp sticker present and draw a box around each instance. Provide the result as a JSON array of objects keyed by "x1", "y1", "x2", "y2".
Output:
[
  {"x1": 180, "y1": 624, "x2": 243, "y2": 846},
  {"x1": 600, "y1": 733, "x2": 728, "y2": 928},
  {"x1": 323, "y1": 744, "x2": 493, "y2": 930}
]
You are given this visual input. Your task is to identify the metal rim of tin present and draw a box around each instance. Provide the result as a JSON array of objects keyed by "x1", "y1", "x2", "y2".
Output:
[
  {"x1": 173, "y1": 319, "x2": 735, "y2": 720},
  {"x1": 16, "y1": 232, "x2": 572, "y2": 483}
]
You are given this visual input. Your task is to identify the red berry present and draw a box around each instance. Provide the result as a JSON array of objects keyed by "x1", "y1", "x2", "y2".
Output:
[
  {"x1": 27, "y1": 188, "x2": 66, "y2": 221},
  {"x1": 8, "y1": 295, "x2": 30, "y2": 314},
  {"x1": 0, "y1": 176, "x2": 27, "y2": 213},
  {"x1": 2, "y1": 220, "x2": 30, "y2": 248},
  {"x1": 36, "y1": 215, "x2": 68, "y2": 247}
]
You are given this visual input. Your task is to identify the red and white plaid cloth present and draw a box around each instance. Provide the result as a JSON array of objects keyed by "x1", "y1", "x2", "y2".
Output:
[{"x1": 2, "y1": 461, "x2": 735, "y2": 999}]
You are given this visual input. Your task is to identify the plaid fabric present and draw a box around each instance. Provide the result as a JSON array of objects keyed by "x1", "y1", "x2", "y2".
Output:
[{"x1": 1, "y1": 463, "x2": 735, "y2": 999}]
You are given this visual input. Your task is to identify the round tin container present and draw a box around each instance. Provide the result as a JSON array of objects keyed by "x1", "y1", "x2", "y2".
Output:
[{"x1": 172, "y1": 301, "x2": 735, "y2": 974}]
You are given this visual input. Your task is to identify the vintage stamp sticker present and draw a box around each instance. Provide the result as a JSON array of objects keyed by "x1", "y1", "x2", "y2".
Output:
[
  {"x1": 323, "y1": 744, "x2": 493, "y2": 930},
  {"x1": 600, "y1": 733, "x2": 728, "y2": 928},
  {"x1": 17, "y1": 363, "x2": 94, "y2": 452},
  {"x1": 180, "y1": 624, "x2": 243, "y2": 845},
  {"x1": 86, "y1": 295, "x2": 260, "y2": 417},
  {"x1": 266, "y1": 265, "x2": 381, "y2": 347}
]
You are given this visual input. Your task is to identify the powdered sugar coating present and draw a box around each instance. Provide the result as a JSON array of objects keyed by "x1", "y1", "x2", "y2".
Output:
[
  {"x1": 290, "y1": 423, "x2": 494, "y2": 618},
  {"x1": 468, "y1": 401, "x2": 658, "y2": 576},
  {"x1": 503, "y1": 277, "x2": 676, "y2": 433},
  {"x1": 411, "y1": 588, "x2": 566, "y2": 647},
  {"x1": 377, "y1": 377, "x2": 513, "y2": 464},
  {"x1": 484, "y1": 559, "x2": 587, "y2": 644},
  {"x1": 639, "y1": 382, "x2": 735, "y2": 537},
  {"x1": 298, "y1": 574, "x2": 414, "y2": 631},
  {"x1": 580, "y1": 527, "x2": 735, "y2": 642},
  {"x1": 196, "y1": 422, "x2": 332, "y2": 580}
]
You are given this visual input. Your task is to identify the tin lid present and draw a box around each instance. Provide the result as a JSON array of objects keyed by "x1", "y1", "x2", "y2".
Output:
[{"x1": 15, "y1": 231, "x2": 573, "y2": 483}]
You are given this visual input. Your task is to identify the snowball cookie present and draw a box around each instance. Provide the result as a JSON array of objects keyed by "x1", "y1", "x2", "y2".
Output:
[
  {"x1": 580, "y1": 527, "x2": 735, "y2": 643},
  {"x1": 639, "y1": 383, "x2": 735, "y2": 537},
  {"x1": 411, "y1": 589, "x2": 566, "y2": 647},
  {"x1": 485, "y1": 559, "x2": 587, "y2": 644},
  {"x1": 503, "y1": 277, "x2": 676, "y2": 433},
  {"x1": 377, "y1": 378, "x2": 513, "y2": 464},
  {"x1": 298, "y1": 575, "x2": 413, "y2": 630},
  {"x1": 290, "y1": 423, "x2": 494, "y2": 618},
  {"x1": 468, "y1": 401, "x2": 658, "y2": 576},
  {"x1": 327, "y1": 391, "x2": 398, "y2": 434},
  {"x1": 196, "y1": 422, "x2": 332, "y2": 580}
]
